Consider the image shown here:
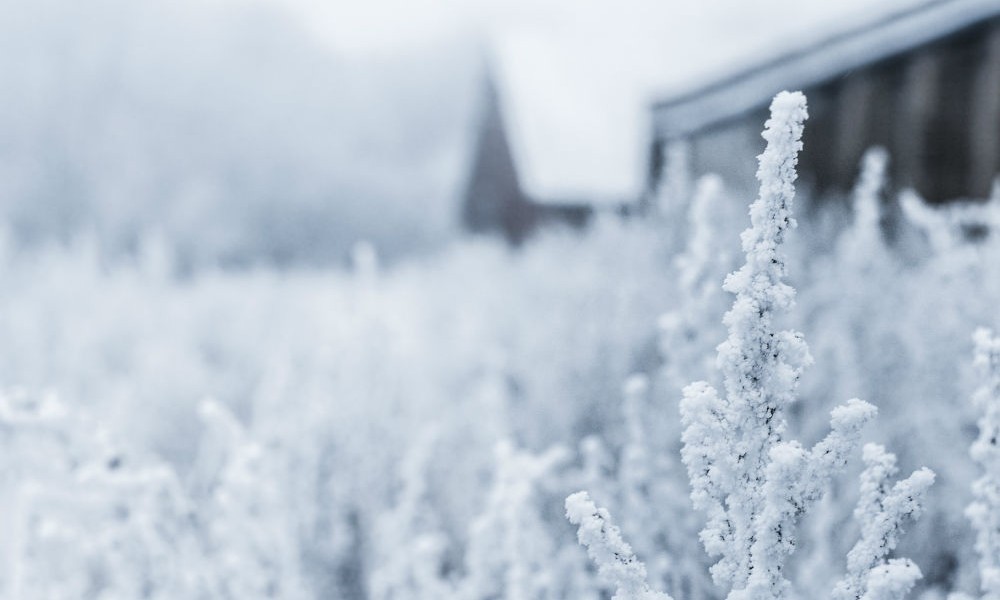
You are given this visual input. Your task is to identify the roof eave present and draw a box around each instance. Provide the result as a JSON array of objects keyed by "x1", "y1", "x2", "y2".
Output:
[{"x1": 652, "y1": 0, "x2": 1000, "y2": 139}]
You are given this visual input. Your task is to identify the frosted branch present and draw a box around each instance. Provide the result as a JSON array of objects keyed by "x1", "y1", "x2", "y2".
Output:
[
  {"x1": 833, "y1": 444, "x2": 934, "y2": 600},
  {"x1": 565, "y1": 491, "x2": 672, "y2": 600}
]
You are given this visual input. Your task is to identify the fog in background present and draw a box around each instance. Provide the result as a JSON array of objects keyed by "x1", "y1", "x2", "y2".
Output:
[
  {"x1": 0, "y1": 0, "x2": 480, "y2": 266},
  {"x1": 0, "y1": 0, "x2": 913, "y2": 267}
]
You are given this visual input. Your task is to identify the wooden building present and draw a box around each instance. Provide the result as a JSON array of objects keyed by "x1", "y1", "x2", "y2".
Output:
[
  {"x1": 649, "y1": 0, "x2": 1000, "y2": 204},
  {"x1": 461, "y1": 73, "x2": 592, "y2": 245},
  {"x1": 462, "y1": 0, "x2": 1000, "y2": 244}
]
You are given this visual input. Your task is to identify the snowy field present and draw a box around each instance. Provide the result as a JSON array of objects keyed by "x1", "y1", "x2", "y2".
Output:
[
  {"x1": 0, "y1": 108, "x2": 998, "y2": 597},
  {"x1": 0, "y1": 1, "x2": 999, "y2": 599}
]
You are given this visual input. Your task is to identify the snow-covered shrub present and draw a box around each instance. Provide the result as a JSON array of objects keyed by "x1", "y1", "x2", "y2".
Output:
[
  {"x1": 191, "y1": 400, "x2": 307, "y2": 599},
  {"x1": 680, "y1": 92, "x2": 866, "y2": 598},
  {"x1": 369, "y1": 427, "x2": 453, "y2": 600},
  {"x1": 0, "y1": 206, "x2": 680, "y2": 598},
  {"x1": 461, "y1": 442, "x2": 569, "y2": 600},
  {"x1": 966, "y1": 328, "x2": 1000, "y2": 600},
  {"x1": 0, "y1": 392, "x2": 216, "y2": 598},
  {"x1": 792, "y1": 154, "x2": 999, "y2": 589},
  {"x1": 614, "y1": 374, "x2": 714, "y2": 600},
  {"x1": 564, "y1": 91, "x2": 933, "y2": 600}
]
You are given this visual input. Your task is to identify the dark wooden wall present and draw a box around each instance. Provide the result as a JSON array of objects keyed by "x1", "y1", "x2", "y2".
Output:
[{"x1": 671, "y1": 17, "x2": 1000, "y2": 203}]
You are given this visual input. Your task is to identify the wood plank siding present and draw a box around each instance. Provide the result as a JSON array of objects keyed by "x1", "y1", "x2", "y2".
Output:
[{"x1": 651, "y1": 3, "x2": 1000, "y2": 203}]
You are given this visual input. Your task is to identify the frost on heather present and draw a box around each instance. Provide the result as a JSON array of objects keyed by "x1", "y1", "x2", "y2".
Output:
[
  {"x1": 461, "y1": 441, "x2": 569, "y2": 600},
  {"x1": 617, "y1": 375, "x2": 714, "y2": 599},
  {"x1": 840, "y1": 146, "x2": 891, "y2": 270},
  {"x1": 194, "y1": 400, "x2": 307, "y2": 600},
  {"x1": 967, "y1": 328, "x2": 1000, "y2": 600},
  {"x1": 0, "y1": 393, "x2": 216, "y2": 598},
  {"x1": 679, "y1": 91, "x2": 928, "y2": 600},
  {"x1": 660, "y1": 173, "x2": 740, "y2": 391},
  {"x1": 565, "y1": 491, "x2": 672, "y2": 600},
  {"x1": 369, "y1": 427, "x2": 453, "y2": 600},
  {"x1": 833, "y1": 443, "x2": 934, "y2": 600}
]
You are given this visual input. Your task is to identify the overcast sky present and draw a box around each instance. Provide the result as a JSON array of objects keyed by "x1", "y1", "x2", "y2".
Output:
[{"x1": 272, "y1": 0, "x2": 921, "y2": 66}]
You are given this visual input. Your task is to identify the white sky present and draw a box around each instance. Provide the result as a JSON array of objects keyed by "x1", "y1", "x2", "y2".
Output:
[{"x1": 269, "y1": 0, "x2": 921, "y2": 61}]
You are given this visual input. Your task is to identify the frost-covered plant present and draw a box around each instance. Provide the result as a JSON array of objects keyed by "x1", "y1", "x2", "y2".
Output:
[
  {"x1": 967, "y1": 328, "x2": 1000, "y2": 600},
  {"x1": 619, "y1": 375, "x2": 671, "y2": 586},
  {"x1": 578, "y1": 434, "x2": 616, "y2": 509},
  {"x1": 832, "y1": 443, "x2": 934, "y2": 600},
  {"x1": 654, "y1": 139, "x2": 695, "y2": 252},
  {"x1": 619, "y1": 374, "x2": 714, "y2": 600},
  {"x1": 678, "y1": 91, "x2": 926, "y2": 600},
  {"x1": 841, "y1": 147, "x2": 890, "y2": 268},
  {"x1": 659, "y1": 173, "x2": 741, "y2": 391},
  {"x1": 192, "y1": 400, "x2": 307, "y2": 599},
  {"x1": 0, "y1": 392, "x2": 216, "y2": 599},
  {"x1": 462, "y1": 441, "x2": 568, "y2": 600},
  {"x1": 369, "y1": 427, "x2": 454, "y2": 600},
  {"x1": 565, "y1": 491, "x2": 672, "y2": 600},
  {"x1": 796, "y1": 146, "x2": 904, "y2": 442}
]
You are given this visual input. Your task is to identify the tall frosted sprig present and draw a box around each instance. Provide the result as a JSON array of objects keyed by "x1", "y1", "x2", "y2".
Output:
[
  {"x1": 565, "y1": 491, "x2": 673, "y2": 600},
  {"x1": 852, "y1": 148, "x2": 888, "y2": 243},
  {"x1": 841, "y1": 147, "x2": 890, "y2": 268},
  {"x1": 683, "y1": 91, "x2": 812, "y2": 590},
  {"x1": 716, "y1": 90, "x2": 811, "y2": 493},
  {"x1": 680, "y1": 92, "x2": 903, "y2": 600},
  {"x1": 968, "y1": 328, "x2": 1000, "y2": 599}
]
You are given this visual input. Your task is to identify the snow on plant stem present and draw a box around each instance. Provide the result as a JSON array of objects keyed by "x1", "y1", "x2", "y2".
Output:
[
  {"x1": 833, "y1": 443, "x2": 934, "y2": 600},
  {"x1": 680, "y1": 91, "x2": 884, "y2": 600},
  {"x1": 565, "y1": 491, "x2": 672, "y2": 600}
]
